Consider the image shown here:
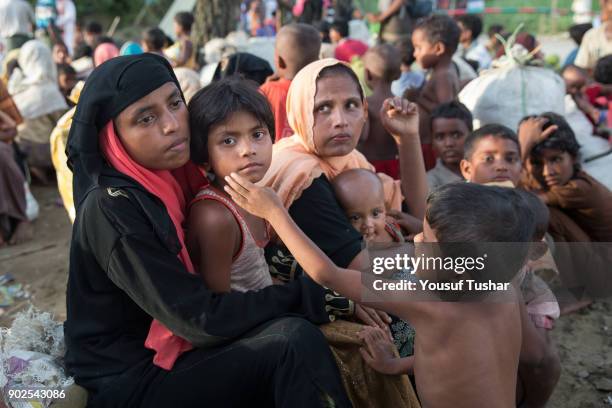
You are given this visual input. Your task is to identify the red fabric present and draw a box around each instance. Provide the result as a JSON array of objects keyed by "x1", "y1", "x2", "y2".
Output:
[
  {"x1": 99, "y1": 121, "x2": 208, "y2": 370},
  {"x1": 260, "y1": 78, "x2": 294, "y2": 142},
  {"x1": 334, "y1": 39, "x2": 368, "y2": 63},
  {"x1": 421, "y1": 143, "x2": 437, "y2": 171},
  {"x1": 371, "y1": 158, "x2": 400, "y2": 180}
]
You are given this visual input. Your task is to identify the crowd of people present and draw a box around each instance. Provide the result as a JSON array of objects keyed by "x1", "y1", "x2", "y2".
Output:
[{"x1": 1, "y1": 0, "x2": 611, "y2": 407}]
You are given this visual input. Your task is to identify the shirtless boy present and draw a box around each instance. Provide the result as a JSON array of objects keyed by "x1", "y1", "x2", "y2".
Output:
[
  {"x1": 225, "y1": 105, "x2": 530, "y2": 408},
  {"x1": 407, "y1": 14, "x2": 461, "y2": 169},
  {"x1": 359, "y1": 44, "x2": 402, "y2": 179}
]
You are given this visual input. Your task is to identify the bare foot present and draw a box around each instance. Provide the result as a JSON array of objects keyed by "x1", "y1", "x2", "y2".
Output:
[
  {"x1": 8, "y1": 220, "x2": 33, "y2": 245},
  {"x1": 560, "y1": 299, "x2": 592, "y2": 315}
]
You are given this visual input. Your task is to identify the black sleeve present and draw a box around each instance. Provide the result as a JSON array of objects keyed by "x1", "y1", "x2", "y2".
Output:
[
  {"x1": 93, "y1": 192, "x2": 331, "y2": 347},
  {"x1": 289, "y1": 175, "x2": 363, "y2": 268}
]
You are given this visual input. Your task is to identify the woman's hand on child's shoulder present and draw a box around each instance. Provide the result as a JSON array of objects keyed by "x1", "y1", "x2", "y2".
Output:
[
  {"x1": 379, "y1": 97, "x2": 419, "y2": 144},
  {"x1": 224, "y1": 173, "x2": 284, "y2": 220}
]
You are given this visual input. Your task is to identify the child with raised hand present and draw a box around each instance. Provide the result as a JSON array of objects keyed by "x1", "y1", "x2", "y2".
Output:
[
  {"x1": 519, "y1": 113, "x2": 612, "y2": 242},
  {"x1": 359, "y1": 44, "x2": 402, "y2": 179},
  {"x1": 427, "y1": 101, "x2": 472, "y2": 190},
  {"x1": 407, "y1": 14, "x2": 461, "y2": 169},
  {"x1": 225, "y1": 172, "x2": 531, "y2": 408},
  {"x1": 186, "y1": 78, "x2": 275, "y2": 292}
]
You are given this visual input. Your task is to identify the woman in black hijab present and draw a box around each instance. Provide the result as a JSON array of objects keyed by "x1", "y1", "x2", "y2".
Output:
[{"x1": 64, "y1": 53, "x2": 350, "y2": 407}]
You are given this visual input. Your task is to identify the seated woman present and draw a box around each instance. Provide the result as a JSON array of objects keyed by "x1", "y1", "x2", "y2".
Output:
[
  {"x1": 8, "y1": 40, "x2": 68, "y2": 182},
  {"x1": 0, "y1": 109, "x2": 31, "y2": 246},
  {"x1": 261, "y1": 58, "x2": 427, "y2": 405},
  {"x1": 64, "y1": 53, "x2": 351, "y2": 407}
]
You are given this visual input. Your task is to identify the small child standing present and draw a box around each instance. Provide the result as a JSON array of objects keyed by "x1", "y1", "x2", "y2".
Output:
[
  {"x1": 260, "y1": 23, "x2": 321, "y2": 142},
  {"x1": 165, "y1": 12, "x2": 196, "y2": 69},
  {"x1": 426, "y1": 101, "x2": 471, "y2": 190},
  {"x1": 359, "y1": 44, "x2": 402, "y2": 179},
  {"x1": 141, "y1": 27, "x2": 167, "y2": 57},
  {"x1": 408, "y1": 14, "x2": 461, "y2": 170},
  {"x1": 187, "y1": 78, "x2": 274, "y2": 292}
]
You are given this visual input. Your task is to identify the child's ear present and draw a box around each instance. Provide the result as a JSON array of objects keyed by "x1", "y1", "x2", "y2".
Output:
[
  {"x1": 434, "y1": 41, "x2": 446, "y2": 57},
  {"x1": 460, "y1": 159, "x2": 472, "y2": 181},
  {"x1": 365, "y1": 68, "x2": 372, "y2": 82},
  {"x1": 277, "y1": 55, "x2": 287, "y2": 70}
]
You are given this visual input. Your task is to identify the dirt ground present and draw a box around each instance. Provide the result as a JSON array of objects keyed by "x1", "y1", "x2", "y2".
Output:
[{"x1": 1, "y1": 185, "x2": 611, "y2": 407}]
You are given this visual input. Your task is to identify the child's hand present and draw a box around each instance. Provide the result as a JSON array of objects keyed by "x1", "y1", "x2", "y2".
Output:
[
  {"x1": 354, "y1": 304, "x2": 393, "y2": 341},
  {"x1": 387, "y1": 209, "x2": 423, "y2": 239},
  {"x1": 518, "y1": 117, "x2": 558, "y2": 147},
  {"x1": 224, "y1": 173, "x2": 284, "y2": 220},
  {"x1": 379, "y1": 97, "x2": 419, "y2": 144},
  {"x1": 358, "y1": 326, "x2": 405, "y2": 375}
]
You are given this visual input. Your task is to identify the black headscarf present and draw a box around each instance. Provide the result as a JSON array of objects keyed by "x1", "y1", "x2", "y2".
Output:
[
  {"x1": 67, "y1": 53, "x2": 182, "y2": 209},
  {"x1": 212, "y1": 52, "x2": 273, "y2": 85}
]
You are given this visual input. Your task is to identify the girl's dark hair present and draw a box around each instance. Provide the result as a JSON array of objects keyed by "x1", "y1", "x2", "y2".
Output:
[
  {"x1": 174, "y1": 11, "x2": 194, "y2": 33},
  {"x1": 430, "y1": 101, "x2": 473, "y2": 132},
  {"x1": 463, "y1": 124, "x2": 519, "y2": 160},
  {"x1": 528, "y1": 112, "x2": 581, "y2": 161},
  {"x1": 188, "y1": 78, "x2": 275, "y2": 165},
  {"x1": 317, "y1": 64, "x2": 364, "y2": 101}
]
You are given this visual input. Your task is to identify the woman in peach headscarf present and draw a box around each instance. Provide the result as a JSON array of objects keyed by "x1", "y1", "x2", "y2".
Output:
[
  {"x1": 261, "y1": 58, "x2": 426, "y2": 407},
  {"x1": 93, "y1": 42, "x2": 119, "y2": 66}
]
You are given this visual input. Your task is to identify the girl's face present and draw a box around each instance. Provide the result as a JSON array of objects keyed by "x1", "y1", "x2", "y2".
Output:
[
  {"x1": 114, "y1": 82, "x2": 190, "y2": 170},
  {"x1": 312, "y1": 73, "x2": 366, "y2": 158},
  {"x1": 530, "y1": 148, "x2": 575, "y2": 189},
  {"x1": 206, "y1": 110, "x2": 272, "y2": 185}
]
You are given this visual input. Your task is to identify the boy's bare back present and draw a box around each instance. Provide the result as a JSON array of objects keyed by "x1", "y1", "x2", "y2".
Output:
[
  {"x1": 398, "y1": 288, "x2": 521, "y2": 408},
  {"x1": 414, "y1": 65, "x2": 460, "y2": 144},
  {"x1": 401, "y1": 291, "x2": 521, "y2": 408}
]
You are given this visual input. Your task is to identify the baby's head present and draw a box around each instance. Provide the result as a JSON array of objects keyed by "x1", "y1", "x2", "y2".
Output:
[
  {"x1": 57, "y1": 63, "x2": 77, "y2": 97},
  {"x1": 526, "y1": 112, "x2": 581, "y2": 190},
  {"x1": 363, "y1": 44, "x2": 401, "y2": 88},
  {"x1": 189, "y1": 78, "x2": 274, "y2": 185},
  {"x1": 332, "y1": 169, "x2": 387, "y2": 242},
  {"x1": 430, "y1": 101, "x2": 472, "y2": 169},
  {"x1": 411, "y1": 15, "x2": 460, "y2": 69},
  {"x1": 460, "y1": 124, "x2": 522, "y2": 185}
]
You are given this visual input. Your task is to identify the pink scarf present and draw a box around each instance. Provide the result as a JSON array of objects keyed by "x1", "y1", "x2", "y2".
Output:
[{"x1": 99, "y1": 121, "x2": 208, "y2": 370}]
